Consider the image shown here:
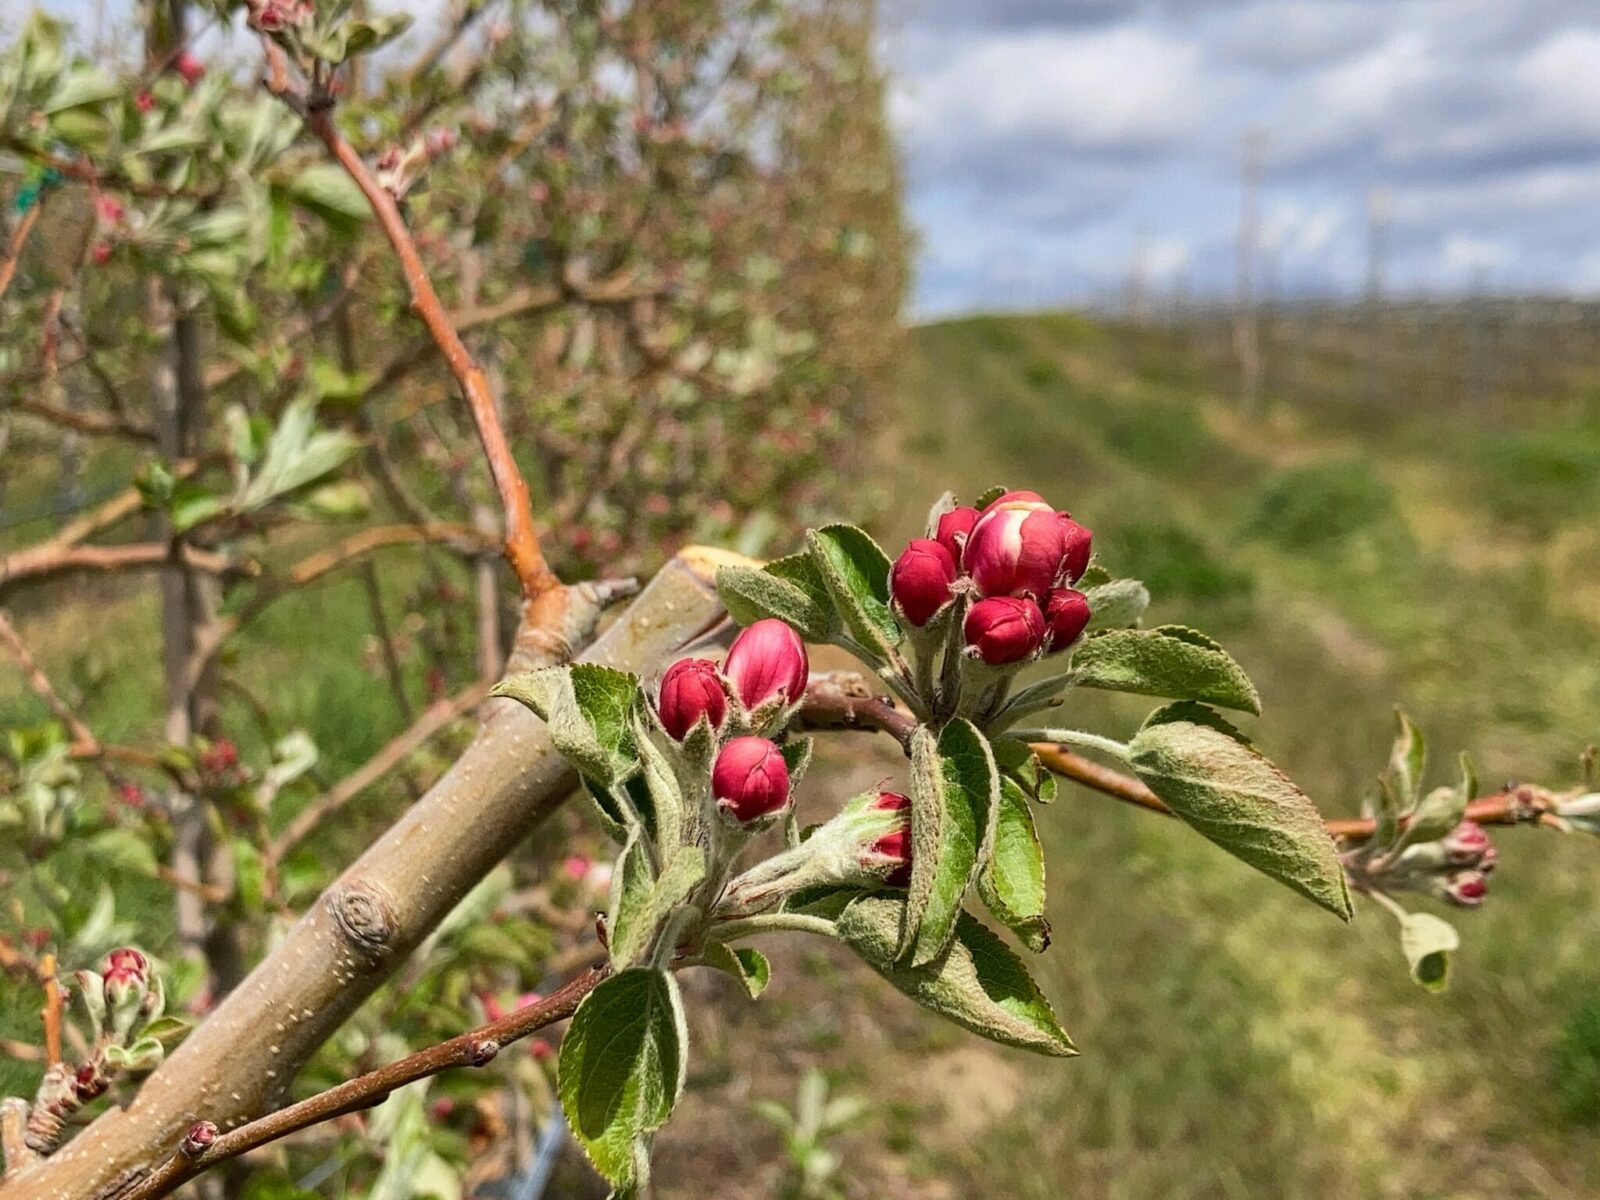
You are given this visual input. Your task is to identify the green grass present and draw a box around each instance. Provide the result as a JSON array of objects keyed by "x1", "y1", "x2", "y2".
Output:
[{"x1": 881, "y1": 311, "x2": 1600, "y2": 1198}]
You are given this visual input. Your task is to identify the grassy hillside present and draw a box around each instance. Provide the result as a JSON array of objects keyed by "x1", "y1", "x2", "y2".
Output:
[{"x1": 865, "y1": 313, "x2": 1600, "y2": 1198}]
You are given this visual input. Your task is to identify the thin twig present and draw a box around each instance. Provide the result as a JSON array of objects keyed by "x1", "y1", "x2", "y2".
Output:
[
  {"x1": 0, "y1": 203, "x2": 42, "y2": 303},
  {"x1": 0, "y1": 610, "x2": 98, "y2": 751},
  {"x1": 0, "y1": 542, "x2": 238, "y2": 594},
  {"x1": 266, "y1": 681, "x2": 490, "y2": 866},
  {"x1": 39, "y1": 954, "x2": 64, "y2": 1067},
  {"x1": 292, "y1": 84, "x2": 557, "y2": 605},
  {"x1": 121, "y1": 965, "x2": 607, "y2": 1200}
]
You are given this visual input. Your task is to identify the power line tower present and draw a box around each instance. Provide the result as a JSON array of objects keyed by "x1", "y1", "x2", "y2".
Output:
[{"x1": 1233, "y1": 130, "x2": 1266, "y2": 410}]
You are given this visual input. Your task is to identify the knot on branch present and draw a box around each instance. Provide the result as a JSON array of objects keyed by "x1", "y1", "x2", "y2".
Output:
[{"x1": 327, "y1": 882, "x2": 399, "y2": 967}]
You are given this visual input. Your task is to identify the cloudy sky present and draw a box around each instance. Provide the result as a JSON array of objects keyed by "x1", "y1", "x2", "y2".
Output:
[{"x1": 886, "y1": 0, "x2": 1600, "y2": 314}]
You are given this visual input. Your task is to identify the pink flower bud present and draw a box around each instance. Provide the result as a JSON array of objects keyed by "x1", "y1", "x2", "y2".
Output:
[
  {"x1": 90, "y1": 242, "x2": 112, "y2": 266},
  {"x1": 103, "y1": 948, "x2": 148, "y2": 978},
  {"x1": 934, "y1": 506, "x2": 980, "y2": 561},
  {"x1": 134, "y1": 90, "x2": 156, "y2": 113},
  {"x1": 561, "y1": 854, "x2": 592, "y2": 882},
  {"x1": 103, "y1": 964, "x2": 142, "y2": 1007},
  {"x1": 1442, "y1": 869, "x2": 1488, "y2": 908},
  {"x1": 1058, "y1": 517, "x2": 1094, "y2": 583},
  {"x1": 1042, "y1": 588, "x2": 1092, "y2": 653},
  {"x1": 1440, "y1": 819, "x2": 1492, "y2": 866},
  {"x1": 964, "y1": 596, "x2": 1046, "y2": 665},
  {"x1": 712, "y1": 737, "x2": 791, "y2": 822},
  {"x1": 172, "y1": 52, "x2": 205, "y2": 87},
  {"x1": 656, "y1": 658, "x2": 728, "y2": 740},
  {"x1": 723, "y1": 619, "x2": 809, "y2": 710},
  {"x1": 963, "y1": 505, "x2": 1068, "y2": 599},
  {"x1": 180, "y1": 1121, "x2": 217, "y2": 1157},
  {"x1": 889, "y1": 539, "x2": 957, "y2": 627},
  {"x1": 529, "y1": 1038, "x2": 554, "y2": 1061}
]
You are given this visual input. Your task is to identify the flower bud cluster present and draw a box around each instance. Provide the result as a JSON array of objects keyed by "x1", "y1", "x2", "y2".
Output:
[
  {"x1": 890, "y1": 490, "x2": 1093, "y2": 666},
  {"x1": 655, "y1": 618, "x2": 810, "y2": 827},
  {"x1": 1383, "y1": 819, "x2": 1499, "y2": 908}
]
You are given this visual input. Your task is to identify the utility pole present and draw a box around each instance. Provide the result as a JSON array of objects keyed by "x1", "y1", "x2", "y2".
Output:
[{"x1": 1233, "y1": 130, "x2": 1266, "y2": 410}]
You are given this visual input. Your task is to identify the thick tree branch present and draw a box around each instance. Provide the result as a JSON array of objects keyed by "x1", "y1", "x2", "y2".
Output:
[
  {"x1": 119, "y1": 965, "x2": 606, "y2": 1200},
  {"x1": 1, "y1": 548, "x2": 746, "y2": 1200}
]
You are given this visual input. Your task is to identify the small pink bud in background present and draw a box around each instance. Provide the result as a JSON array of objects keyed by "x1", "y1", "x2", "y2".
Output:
[
  {"x1": 657, "y1": 658, "x2": 728, "y2": 740},
  {"x1": 1042, "y1": 589, "x2": 1092, "y2": 653},
  {"x1": 103, "y1": 948, "x2": 148, "y2": 978},
  {"x1": 134, "y1": 90, "x2": 156, "y2": 113},
  {"x1": 1058, "y1": 517, "x2": 1094, "y2": 583},
  {"x1": 90, "y1": 242, "x2": 112, "y2": 265},
  {"x1": 712, "y1": 737, "x2": 791, "y2": 822},
  {"x1": 934, "y1": 506, "x2": 980, "y2": 561},
  {"x1": 529, "y1": 1038, "x2": 554, "y2": 1061},
  {"x1": 430, "y1": 1097, "x2": 457, "y2": 1120},
  {"x1": 964, "y1": 596, "x2": 1046, "y2": 665},
  {"x1": 889, "y1": 539, "x2": 957, "y2": 626},
  {"x1": 562, "y1": 855, "x2": 591, "y2": 882},
  {"x1": 479, "y1": 992, "x2": 508, "y2": 1022},
  {"x1": 1442, "y1": 869, "x2": 1488, "y2": 908},
  {"x1": 964, "y1": 505, "x2": 1068, "y2": 599},
  {"x1": 172, "y1": 52, "x2": 205, "y2": 87},
  {"x1": 723, "y1": 619, "x2": 809, "y2": 709},
  {"x1": 95, "y1": 196, "x2": 124, "y2": 225},
  {"x1": 517, "y1": 992, "x2": 543, "y2": 1010}
]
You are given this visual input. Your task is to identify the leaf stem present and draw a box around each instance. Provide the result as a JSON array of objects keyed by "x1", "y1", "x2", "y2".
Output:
[
  {"x1": 1007, "y1": 729, "x2": 1132, "y2": 764},
  {"x1": 706, "y1": 913, "x2": 839, "y2": 942}
]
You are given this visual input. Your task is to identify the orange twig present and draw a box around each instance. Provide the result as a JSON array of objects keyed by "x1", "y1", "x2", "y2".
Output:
[
  {"x1": 0, "y1": 203, "x2": 41, "y2": 303},
  {"x1": 298, "y1": 100, "x2": 558, "y2": 607},
  {"x1": 39, "y1": 954, "x2": 64, "y2": 1067}
]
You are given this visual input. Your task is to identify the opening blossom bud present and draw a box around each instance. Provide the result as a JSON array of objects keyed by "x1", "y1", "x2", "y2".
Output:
[
  {"x1": 867, "y1": 791, "x2": 913, "y2": 887},
  {"x1": 964, "y1": 596, "x2": 1046, "y2": 665},
  {"x1": 723, "y1": 619, "x2": 809, "y2": 710},
  {"x1": 1441, "y1": 869, "x2": 1489, "y2": 908},
  {"x1": 1042, "y1": 588, "x2": 1092, "y2": 652},
  {"x1": 963, "y1": 498, "x2": 1068, "y2": 599},
  {"x1": 103, "y1": 948, "x2": 148, "y2": 978},
  {"x1": 657, "y1": 658, "x2": 728, "y2": 740},
  {"x1": 890, "y1": 539, "x2": 957, "y2": 626},
  {"x1": 934, "y1": 506, "x2": 980, "y2": 561},
  {"x1": 1440, "y1": 819, "x2": 1492, "y2": 867},
  {"x1": 712, "y1": 736, "x2": 791, "y2": 822}
]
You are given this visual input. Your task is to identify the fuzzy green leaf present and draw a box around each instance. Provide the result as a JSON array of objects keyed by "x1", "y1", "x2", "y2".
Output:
[
  {"x1": 559, "y1": 969, "x2": 687, "y2": 1192},
  {"x1": 1083, "y1": 578, "x2": 1151, "y2": 631},
  {"x1": 493, "y1": 664, "x2": 639, "y2": 787},
  {"x1": 900, "y1": 718, "x2": 999, "y2": 967},
  {"x1": 700, "y1": 943, "x2": 772, "y2": 999},
  {"x1": 1390, "y1": 708, "x2": 1427, "y2": 809},
  {"x1": 716, "y1": 559, "x2": 833, "y2": 642},
  {"x1": 610, "y1": 847, "x2": 705, "y2": 969},
  {"x1": 837, "y1": 896, "x2": 1074, "y2": 1056},
  {"x1": 977, "y1": 777, "x2": 1050, "y2": 952},
  {"x1": 805, "y1": 524, "x2": 899, "y2": 655},
  {"x1": 1071, "y1": 626, "x2": 1260, "y2": 714},
  {"x1": 1128, "y1": 704, "x2": 1352, "y2": 920}
]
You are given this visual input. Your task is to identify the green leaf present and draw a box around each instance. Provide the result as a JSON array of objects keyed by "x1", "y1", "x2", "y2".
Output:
[
  {"x1": 1128, "y1": 704, "x2": 1352, "y2": 920},
  {"x1": 42, "y1": 65, "x2": 119, "y2": 113},
  {"x1": 493, "y1": 665, "x2": 640, "y2": 788},
  {"x1": 805, "y1": 524, "x2": 900, "y2": 656},
  {"x1": 342, "y1": 13, "x2": 414, "y2": 56},
  {"x1": 238, "y1": 396, "x2": 360, "y2": 512},
  {"x1": 1071, "y1": 626, "x2": 1260, "y2": 714},
  {"x1": 1389, "y1": 708, "x2": 1426, "y2": 809},
  {"x1": 779, "y1": 737, "x2": 813, "y2": 787},
  {"x1": 901, "y1": 718, "x2": 999, "y2": 967},
  {"x1": 977, "y1": 777, "x2": 1050, "y2": 952},
  {"x1": 700, "y1": 943, "x2": 772, "y2": 999},
  {"x1": 630, "y1": 708, "x2": 684, "y2": 852},
  {"x1": 559, "y1": 969, "x2": 687, "y2": 1192},
  {"x1": 286, "y1": 163, "x2": 370, "y2": 227},
  {"x1": 973, "y1": 485, "x2": 1008, "y2": 509},
  {"x1": 606, "y1": 832, "x2": 654, "y2": 968},
  {"x1": 1083, "y1": 578, "x2": 1150, "y2": 631},
  {"x1": 716, "y1": 563, "x2": 832, "y2": 642},
  {"x1": 609, "y1": 847, "x2": 706, "y2": 969},
  {"x1": 1399, "y1": 910, "x2": 1459, "y2": 992},
  {"x1": 836, "y1": 896, "x2": 1074, "y2": 1057},
  {"x1": 991, "y1": 739, "x2": 1058, "y2": 805}
]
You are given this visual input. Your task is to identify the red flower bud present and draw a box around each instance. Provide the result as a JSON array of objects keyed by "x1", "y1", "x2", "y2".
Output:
[
  {"x1": 934, "y1": 506, "x2": 980, "y2": 561},
  {"x1": 1058, "y1": 517, "x2": 1094, "y2": 583},
  {"x1": 868, "y1": 791, "x2": 913, "y2": 887},
  {"x1": 73, "y1": 1063, "x2": 107, "y2": 1102},
  {"x1": 889, "y1": 539, "x2": 957, "y2": 627},
  {"x1": 1441, "y1": 819, "x2": 1492, "y2": 866},
  {"x1": 1442, "y1": 869, "x2": 1488, "y2": 908},
  {"x1": 1042, "y1": 588, "x2": 1092, "y2": 653},
  {"x1": 964, "y1": 505, "x2": 1068, "y2": 599},
  {"x1": 964, "y1": 596, "x2": 1046, "y2": 665},
  {"x1": 172, "y1": 52, "x2": 205, "y2": 87},
  {"x1": 657, "y1": 658, "x2": 728, "y2": 740},
  {"x1": 181, "y1": 1121, "x2": 218, "y2": 1157},
  {"x1": 90, "y1": 242, "x2": 112, "y2": 266},
  {"x1": 712, "y1": 737, "x2": 791, "y2": 822},
  {"x1": 134, "y1": 90, "x2": 156, "y2": 113},
  {"x1": 723, "y1": 619, "x2": 809, "y2": 710}
]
